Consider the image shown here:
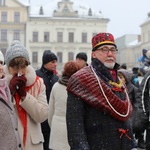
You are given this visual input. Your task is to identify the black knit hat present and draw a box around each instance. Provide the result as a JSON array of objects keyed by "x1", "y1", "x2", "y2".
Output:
[
  {"x1": 42, "y1": 50, "x2": 57, "y2": 65},
  {"x1": 76, "y1": 52, "x2": 87, "y2": 62}
]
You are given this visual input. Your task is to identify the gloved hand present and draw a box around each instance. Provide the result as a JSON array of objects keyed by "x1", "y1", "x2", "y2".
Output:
[
  {"x1": 17, "y1": 75, "x2": 27, "y2": 99},
  {"x1": 9, "y1": 74, "x2": 27, "y2": 98},
  {"x1": 10, "y1": 74, "x2": 22, "y2": 96}
]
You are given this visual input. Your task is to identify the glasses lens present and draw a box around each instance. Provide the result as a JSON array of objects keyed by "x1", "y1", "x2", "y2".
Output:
[
  {"x1": 102, "y1": 47, "x2": 109, "y2": 53},
  {"x1": 110, "y1": 48, "x2": 117, "y2": 54},
  {"x1": 97, "y1": 47, "x2": 117, "y2": 54}
]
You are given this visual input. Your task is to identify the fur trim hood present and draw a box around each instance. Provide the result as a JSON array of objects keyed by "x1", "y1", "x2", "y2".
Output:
[{"x1": 118, "y1": 69, "x2": 133, "y2": 84}]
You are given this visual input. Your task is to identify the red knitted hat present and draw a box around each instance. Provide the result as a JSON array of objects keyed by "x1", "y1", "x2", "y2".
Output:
[{"x1": 92, "y1": 33, "x2": 117, "y2": 51}]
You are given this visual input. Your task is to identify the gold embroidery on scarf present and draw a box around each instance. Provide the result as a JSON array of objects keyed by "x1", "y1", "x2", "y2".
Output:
[{"x1": 109, "y1": 80, "x2": 123, "y2": 88}]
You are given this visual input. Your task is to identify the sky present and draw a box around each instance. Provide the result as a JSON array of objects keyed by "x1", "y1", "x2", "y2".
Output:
[{"x1": 29, "y1": 0, "x2": 150, "y2": 38}]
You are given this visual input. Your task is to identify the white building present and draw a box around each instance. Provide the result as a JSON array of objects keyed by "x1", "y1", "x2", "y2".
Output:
[
  {"x1": 0, "y1": 0, "x2": 110, "y2": 71},
  {"x1": 3, "y1": 0, "x2": 150, "y2": 71}
]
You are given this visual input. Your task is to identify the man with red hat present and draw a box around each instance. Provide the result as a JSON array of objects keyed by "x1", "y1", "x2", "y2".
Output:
[{"x1": 66, "y1": 32, "x2": 134, "y2": 149}]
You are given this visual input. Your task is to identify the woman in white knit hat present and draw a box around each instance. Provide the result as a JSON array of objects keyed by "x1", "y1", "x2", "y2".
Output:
[
  {"x1": 0, "y1": 50, "x2": 22, "y2": 150},
  {"x1": 4, "y1": 40, "x2": 49, "y2": 150}
]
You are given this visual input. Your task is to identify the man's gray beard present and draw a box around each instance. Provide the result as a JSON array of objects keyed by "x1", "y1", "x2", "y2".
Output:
[{"x1": 104, "y1": 62, "x2": 115, "y2": 69}]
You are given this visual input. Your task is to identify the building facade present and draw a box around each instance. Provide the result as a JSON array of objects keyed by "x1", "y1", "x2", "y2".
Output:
[
  {"x1": 0, "y1": 0, "x2": 109, "y2": 72},
  {"x1": 115, "y1": 34, "x2": 142, "y2": 69},
  {"x1": 141, "y1": 12, "x2": 150, "y2": 50},
  {"x1": 1, "y1": 0, "x2": 150, "y2": 71},
  {"x1": 116, "y1": 12, "x2": 150, "y2": 69},
  {"x1": 0, "y1": 0, "x2": 29, "y2": 55}
]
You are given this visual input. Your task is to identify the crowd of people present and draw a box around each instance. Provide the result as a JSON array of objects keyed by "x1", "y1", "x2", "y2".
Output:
[{"x1": 0, "y1": 32, "x2": 150, "y2": 150}]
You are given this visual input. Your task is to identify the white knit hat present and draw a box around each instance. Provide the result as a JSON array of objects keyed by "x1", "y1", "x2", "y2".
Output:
[
  {"x1": 0, "y1": 51, "x2": 4, "y2": 64},
  {"x1": 5, "y1": 40, "x2": 29, "y2": 66}
]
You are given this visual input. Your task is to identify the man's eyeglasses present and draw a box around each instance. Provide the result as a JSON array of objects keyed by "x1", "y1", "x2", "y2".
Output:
[{"x1": 97, "y1": 47, "x2": 118, "y2": 54}]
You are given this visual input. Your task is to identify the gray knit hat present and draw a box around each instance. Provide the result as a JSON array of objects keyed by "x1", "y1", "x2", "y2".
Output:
[{"x1": 5, "y1": 40, "x2": 29, "y2": 66}]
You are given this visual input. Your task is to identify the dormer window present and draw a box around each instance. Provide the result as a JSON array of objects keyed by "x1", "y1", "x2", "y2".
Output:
[{"x1": 53, "y1": 0, "x2": 78, "y2": 17}]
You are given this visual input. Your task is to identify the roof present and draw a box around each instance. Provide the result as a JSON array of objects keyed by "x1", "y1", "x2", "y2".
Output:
[
  {"x1": 19, "y1": 0, "x2": 104, "y2": 18},
  {"x1": 17, "y1": 0, "x2": 29, "y2": 6}
]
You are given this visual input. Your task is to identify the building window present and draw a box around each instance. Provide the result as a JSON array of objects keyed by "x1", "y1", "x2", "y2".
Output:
[
  {"x1": 68, "y1": 52, "x2": 74, "y2": 61},
  {"x1": 33, "y1": 32, "x2": 38, "y2": 42},
  {"x1": 14, "y1": 30, "x2": 20, "y2": 40},
  {"x1": 68, "y1": 32, "x2": 74, "y2": 43},
  {"x1": 14, "y1": 12, "x2": 20, "y2": 22},
  {"x1": 57, "y1": 52, "x2": 62, "y2": 63},
  {"x1": 44, "y1": 32, "x2": 49, "y2": 42},
  {"x1": 82, "y1": 32, "x2": 87, "y2": 43},
  {"x1": 1, "y1": 29, "x2": 7, "y2": 41},
  {"x1": 32, "y1": 52, "x2": 38, "y2": 63},
  {"x1": 57, "y1": 32, "x2": 63, "y2": 42},
  {"x1": 1, "y1": 12, "x2": 7, "y2": 22},
  {"x1": 0, "y1": 0, "x2": 2, "y2": 5}
]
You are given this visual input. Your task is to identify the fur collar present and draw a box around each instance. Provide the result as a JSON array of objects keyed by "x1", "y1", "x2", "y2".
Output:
[{"x1": 4, "y1": 65, "x2": 36, "y2": 87}]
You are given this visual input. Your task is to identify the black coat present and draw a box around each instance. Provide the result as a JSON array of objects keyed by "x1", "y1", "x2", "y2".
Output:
[
  {"x1": 36, "y1": 65, "x2": 59, "y2": 102},
  {"x1": 67, "y1": 92, "x2": 133, "y2": 150},
  {"x1": 36, "y1": 65, "x2": 58, "y2": 133},
  {"x1": 137, "y1": 70, "x2": 150, "y2": 115}
]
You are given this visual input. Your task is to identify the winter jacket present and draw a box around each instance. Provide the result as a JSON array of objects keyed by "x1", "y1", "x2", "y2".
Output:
[
  {"x1": 48, "y1": 81, "x2": 70, "y2": 150},
  {"x1": 36, "y1": 65, "x2": 58, "y2": 134},
  {"x1": 4, "y1": 65, "x2": 49, "y2": 150},
  {"x1": 0, "y1": 77, "x2": 22, "y2": 150},
  {"x1": 137, "y1": 70, "x2": 150, "y2": 115},
  {"x1": 118, "y1": 69, "x2": 139, "y2": 107},
  {"x1": 118, "y1": 69, "x2": 142, "y2": 135},
  {"x1": 36, "y1": 65, "x2": 59, "y2": 102}
]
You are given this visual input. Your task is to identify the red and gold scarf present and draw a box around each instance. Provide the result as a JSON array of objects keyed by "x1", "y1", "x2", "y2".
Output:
[{"x1": 67, "y1": 66, "x2": 132, "y2": 121}]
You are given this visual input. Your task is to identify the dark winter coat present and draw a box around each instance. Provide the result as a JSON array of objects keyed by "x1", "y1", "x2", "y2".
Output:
[
  {"x1": 118, "y1": 69, "x2": 141, "y2": 133},
  {"x1": 66, "y1": 59, "x2": 133, "y2": 150},
  {"x1": 36, "y1": 65, "x2": 59, "y2": 102},
  {"x1": 118, "y1": 69, "x2": 139, "y2": 107},
  {"x1": 136, "y1": 70, "x2": 150, "y2": 149},
  {"x1": 36, "y1": 65, "x2": 58, "y2": 133},
  {"x1": 138, "y1": 70, "x2": 150, "y2": 115}
]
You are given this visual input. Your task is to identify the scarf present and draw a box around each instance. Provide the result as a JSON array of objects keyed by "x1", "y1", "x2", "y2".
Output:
[
  {"x1": 58, "y1": 75, "x2": 69, "y2": 86},
  {"x1": 14, "y1": 76, "x2": 39, "y2": 147},
  {"x1": 67, "y1": 59, "x2": 132, "y2": 121}
]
